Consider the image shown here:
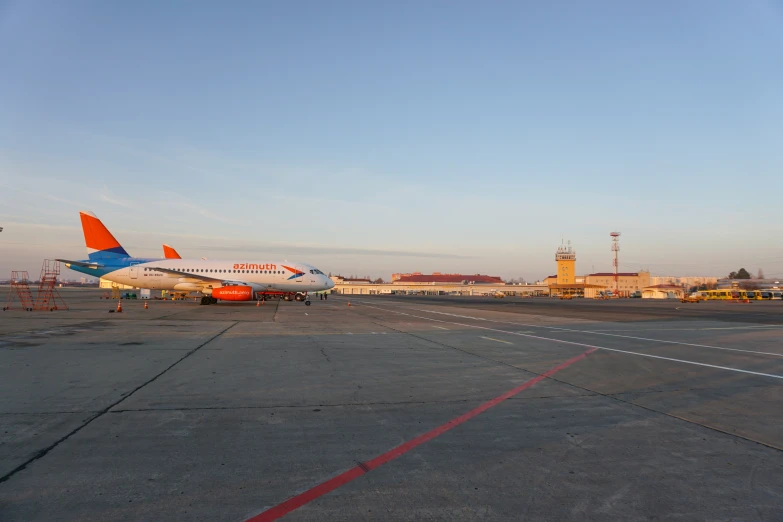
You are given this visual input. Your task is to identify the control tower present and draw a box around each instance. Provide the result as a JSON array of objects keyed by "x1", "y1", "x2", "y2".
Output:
[{"x1": 555, "y1": 242, "x2": 576, "y2": 285}]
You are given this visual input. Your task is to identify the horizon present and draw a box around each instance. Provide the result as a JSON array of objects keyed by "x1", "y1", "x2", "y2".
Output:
[{"x1": 2, "y1": 2, "x2": 782, "y2": 281}]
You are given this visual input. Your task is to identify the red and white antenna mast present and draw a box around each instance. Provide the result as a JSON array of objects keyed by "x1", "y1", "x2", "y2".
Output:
[{"x1": 610, "y1": 232, "x2": 621, "y2": 295}]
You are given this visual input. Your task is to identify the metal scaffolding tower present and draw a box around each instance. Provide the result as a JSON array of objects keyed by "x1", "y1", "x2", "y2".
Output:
[
  {"x1": 34, "y1": 259, "x2": 68, "y2": 311},
  {"x1": 3, "y1": 271, "x2": 35, "y2": 311}
]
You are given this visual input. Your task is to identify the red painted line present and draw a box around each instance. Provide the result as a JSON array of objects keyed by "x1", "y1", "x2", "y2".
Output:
[{"x1": 246, "y1": 347, "x2": 597, "y2": 522}]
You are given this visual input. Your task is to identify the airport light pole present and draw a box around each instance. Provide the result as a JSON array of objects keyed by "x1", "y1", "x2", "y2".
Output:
[{"x1": 610, "y1": 232, "x2": 620, "y2": 296}]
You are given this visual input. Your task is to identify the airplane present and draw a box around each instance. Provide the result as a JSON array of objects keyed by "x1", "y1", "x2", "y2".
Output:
[
  {"x1": 162, "y1": 243, "x2": 316, "y2": 302},
  {"x1": 58, "y1": 211, "x2": 334, "y2": 305}
]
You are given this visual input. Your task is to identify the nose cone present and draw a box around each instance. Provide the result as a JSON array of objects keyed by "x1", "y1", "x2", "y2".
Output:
[{"x1": 327, "y1": 277, "x2": 335, "y2": 289}]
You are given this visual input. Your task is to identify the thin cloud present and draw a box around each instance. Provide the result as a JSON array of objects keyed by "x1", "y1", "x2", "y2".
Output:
[
  {"x1": 0, "y1": 220, "x2": 79, "y2": 231},
  {"x1": 98, "y1": 186, "x2": 132, "y2": 208},
  {"x1": 193, "y1": 244, "x2": 472, "y2": 259},
  {"x1": 159, "y1": 193, "x2": 244, "y2": 226},
  {"x1": 10, "y1": 188, "x2": 82, "y2": 208}
]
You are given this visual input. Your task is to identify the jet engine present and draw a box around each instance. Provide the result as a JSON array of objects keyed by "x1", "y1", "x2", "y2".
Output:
[
  {"x1": 211, "y1": 286, "x2": 254, "y2": 301},
  {"x1": 211, "y1": 281, "x2": 267, "y2": 301}
]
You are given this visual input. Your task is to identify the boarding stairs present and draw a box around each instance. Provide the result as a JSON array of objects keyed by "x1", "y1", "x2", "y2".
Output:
[
  {"x1": 34, "y1": 260, "x2": 68, "y2": 311},
  {"x1": 3, "y1": 271, "x2": 35, "y2": 311}
]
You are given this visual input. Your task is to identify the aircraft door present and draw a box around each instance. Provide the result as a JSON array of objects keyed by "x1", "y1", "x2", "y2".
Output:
[
  {"x1": 295, "y1": 265, "x2": 309, "y2": 284},
  {"x1": 129, "y1": 263, "x2": 139, "y2": 279}
]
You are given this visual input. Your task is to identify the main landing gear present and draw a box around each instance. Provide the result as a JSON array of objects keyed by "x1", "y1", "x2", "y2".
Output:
[
  {"x1": 283, "y1": 292, "x2": 311, "y2": 305},
  {"x1": 200, "y1": 296, "x2": 218, "y2": 305}
]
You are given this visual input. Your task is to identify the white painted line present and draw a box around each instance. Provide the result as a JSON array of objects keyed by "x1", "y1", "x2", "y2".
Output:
[
  {"x1": 480, "y1": 336, "x2": 513, "y2": 345},
  {"x1": 699, "y1": 325, "x2": 783, "y2": 330},
  {"x1": 433, "y1": 326, "x2": 449, "y2": 330},
  {"x1": 411, "y1": 308, "x2": 783, "y2": 359},
  {"x1": 580, "y1": 325, "x2": 783, "y2": 332},
  {"x1": 356, "y1": 302, "x2": 783, "y2": 381}
]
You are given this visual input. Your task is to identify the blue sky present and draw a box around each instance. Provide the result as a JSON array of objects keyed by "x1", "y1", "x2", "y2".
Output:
[{"x1": 1, "y1": 1, "x2": 782, "y2": 281}]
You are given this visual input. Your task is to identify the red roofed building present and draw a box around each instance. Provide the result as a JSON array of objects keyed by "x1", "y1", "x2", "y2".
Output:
[{"x1": 392, "y1": 273, "x2": 504, "y2": 285}]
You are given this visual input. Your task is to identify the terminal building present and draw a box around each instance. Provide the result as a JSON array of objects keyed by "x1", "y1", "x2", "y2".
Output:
[
  {"x1": 717, "y1": 278, "x2": 782, "y2": 290},
  {"x1": 393, "y1": 273, "x2": 504, "y2": 285},
  {"x1": 651, "y1": 276, "x2": 718, "y2": 287},
  {"x1": 331, "y1": 273, "x2": 547, "y2": 296}
]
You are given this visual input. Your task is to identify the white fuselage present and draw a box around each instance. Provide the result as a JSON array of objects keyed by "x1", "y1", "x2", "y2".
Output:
[{"x1": 103, "y1": 259, "x2": 333, "y2": 294}]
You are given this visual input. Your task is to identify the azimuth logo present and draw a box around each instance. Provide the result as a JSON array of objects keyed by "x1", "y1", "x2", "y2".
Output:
[{"x1": 282, "y1": 265, "x2": 305, "y2": 280}]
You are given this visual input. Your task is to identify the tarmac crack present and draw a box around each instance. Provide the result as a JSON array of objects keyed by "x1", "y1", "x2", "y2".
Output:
[
  {"x1": 0, "y1": 410, "x2": 105, "y2": 415},
  {"x1": 153, "y1": 306, "x2": 205, "y2": 320},
  {"x1": 273, "y1": 298, "x2": 282, "y2": 322},
  {"x1": 542, "y1": 372, "x2": 783, "y2": 452},
  {"x1": 0, "y1": 321, "x2": 238, "y2": 486},
  {"x1": 358, "y1": 313, "x2": 550, "y2": 378},
  {"x1": 106, "y1": 395, "x2": 597, "y2": 413},
  {"x1": 605, "y1": 383, "x2": 771, "y2": 397},
  {"x1": 356, "y1": 304, "x2": 783, "y2": 454}
]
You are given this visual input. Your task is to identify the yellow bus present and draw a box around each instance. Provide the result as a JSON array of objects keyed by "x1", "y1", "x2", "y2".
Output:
[
  {"x1": 707, "y1": 290, "x2": 731, "y2": 300},
  {"x1": 729, "y1": 290, "x2": 747, "y2": 300}
]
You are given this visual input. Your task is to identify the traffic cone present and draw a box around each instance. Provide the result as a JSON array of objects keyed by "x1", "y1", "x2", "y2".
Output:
[
  {"x1": 256, "y1": 300, "x2": 260, "y2": 307},
  {"x1": 347, "y1": 302, "x2": 351, "y2": 307},
  {"x1": 144, "y1": 301, "x2": 148, "y2": 309},
  {"x1": 117, "y1": 300, "x2": 123, "y2": 313}
]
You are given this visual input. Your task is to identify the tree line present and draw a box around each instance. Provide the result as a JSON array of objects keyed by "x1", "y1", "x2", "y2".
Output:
[{"x1": 727, "y1": 268, "x2": 764, "y2": 280}]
